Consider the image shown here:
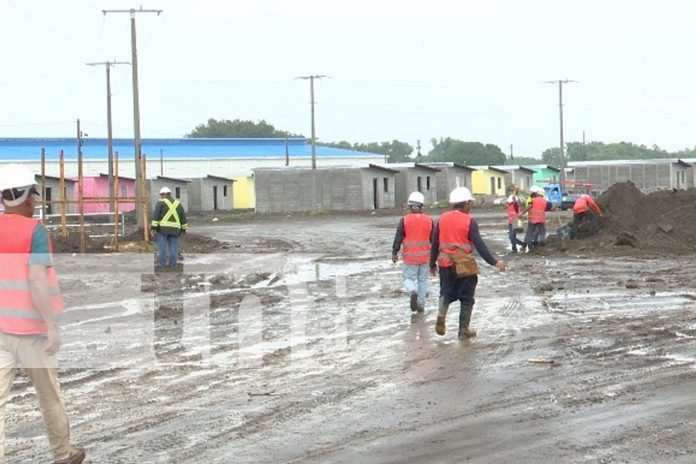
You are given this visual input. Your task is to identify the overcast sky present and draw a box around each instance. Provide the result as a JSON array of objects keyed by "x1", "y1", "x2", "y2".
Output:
[{"x1": 2, "y1": 0, "x2": 695, "y2": 158}]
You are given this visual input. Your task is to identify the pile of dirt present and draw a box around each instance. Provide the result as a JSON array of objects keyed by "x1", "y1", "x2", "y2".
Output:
[
  {"x1": 542, "y1": 181, "x2": 696, "y2": 256},
  {"x1": 52, "y1": 230, "x2": 231, "y2": 254}
]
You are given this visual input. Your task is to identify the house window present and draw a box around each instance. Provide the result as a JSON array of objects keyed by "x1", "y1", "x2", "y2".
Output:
[
  {"x1": 497, "y1": 177, "x2": 502, "y2": 190},
  {"x1": 383, "y1": 177, "x2": 389, "y2": 193},
  {"x1": 417, "y1": 176, "x2": 422, "y2": 192},
  {"x1": 426, "y1": 176, "x2": 431, "y2": 190},
  {"x1": 223, "y1": 185, "x2": 228, "y2": 197},
  {"x1": 175, "y1": 187, "x2": 181, "y2": 199}
]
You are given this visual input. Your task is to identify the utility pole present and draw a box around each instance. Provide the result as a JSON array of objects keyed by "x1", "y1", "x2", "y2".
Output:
[
  {"x1": 86, "y1": 60, "x2": 130, "y2": 211},
  {"x1": 416, "y1": 139, "x2": 422, "y2": 162},
  {"x1": 295, "y1": 75, "x2": 327, "y2": 169},
  {"x1": 544, "y1": 79, "x2": 577, "y2": 185},
  {"x1": 103, "y1": 6, "x2": 162, "y2": 227}
]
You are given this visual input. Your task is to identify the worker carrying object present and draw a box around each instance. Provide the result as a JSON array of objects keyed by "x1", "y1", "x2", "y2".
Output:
[
  {"x1": 392, "y1": 191, "x2": 434, "y2": 313},
  {"x1": 520, "y1": 186, "x2": 555, "y2": 251},
  {"x1": 430, "y1": 187, "x2": 506, "y2": 339},
  {"x1": 571, "y1": 194, "x2": 602, "y2": 238},
  {"x1": 0, "y1": 164, "x2": 86, "y2": 464},
  {"x1": 151, "y1": 186, "x2": 188, "y2": 270}
]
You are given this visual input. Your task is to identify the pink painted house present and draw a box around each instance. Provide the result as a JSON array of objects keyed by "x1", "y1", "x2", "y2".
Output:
[{"x1": 74, "y1": 174, "x2": 136, "y2": 213}]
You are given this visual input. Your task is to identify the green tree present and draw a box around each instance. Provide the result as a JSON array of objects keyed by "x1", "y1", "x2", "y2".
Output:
[
  {"x1": 427, "y1": 138, "x2": 506, "y2": 165},
  {"x1": 187, "y1": 118, "x2": 301, "y2": 138},
  {"x1": 321, "y1": 140, "x2": 414, "y2": 163},
  {"x1": 541, "y1": 147, "x2": 562, "y2": 167}
]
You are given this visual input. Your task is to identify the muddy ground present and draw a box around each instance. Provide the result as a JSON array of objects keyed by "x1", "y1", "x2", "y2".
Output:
[{"x1": 7, "y1": 195, "x2": 696, "y2": 463}]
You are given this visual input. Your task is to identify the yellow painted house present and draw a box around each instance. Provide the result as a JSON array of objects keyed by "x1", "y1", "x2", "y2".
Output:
[
  {"x1": 232, "y1": 176, "x2": 256, "y2": 209},
  {"x1": 470, "y1": 166, "x2": 508, "y2": 196}
]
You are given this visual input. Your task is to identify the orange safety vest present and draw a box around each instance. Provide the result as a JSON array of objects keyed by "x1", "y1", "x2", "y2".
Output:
[
  {"x1": 528, "y1": 197, "x2": 548, "y2": 224},
  {"x1": 506, "y1": 197, "x2": 520, "y2": 225},
  {"x1": 437, "y1": 210, "x2": 474, "y2": 268},
  {"x1": 402, "y1": 213, "x2": 433, "y2": 264},
  {"x1": 0, "y1": 214, "x2": 64, "y2": 335},
  {"x1": 573, "y1": 196, "x2": 600, "y2": 215}
]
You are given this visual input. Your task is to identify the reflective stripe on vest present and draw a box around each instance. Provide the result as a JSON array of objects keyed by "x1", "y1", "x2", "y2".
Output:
[
  {"x1": 437, "y1": 210, "x2": 474, "y2": 268},
  {"x1": 402, "y1": 213, "x2": 433, "y2": 264},
  {"x1": 155, "y1": 198, "x2": 182, "y2": 229},
  {"x1": 529, "y1": 197, "x2": 548, "y2": 224},
  {"x1": 0, "y1": 214, "x2": 64, "y2": 335}
]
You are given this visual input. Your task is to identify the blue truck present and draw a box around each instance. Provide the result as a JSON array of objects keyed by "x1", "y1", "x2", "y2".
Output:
[{"x1": 542, "y1": 183, "x2": 581, "y2": 210}]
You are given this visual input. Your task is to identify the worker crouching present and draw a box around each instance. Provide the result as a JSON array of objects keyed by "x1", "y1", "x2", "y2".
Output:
[
  {"x1": 571, "y1": 194, "x2": 602, "y2": 238},
  {"x1": 430, "y1": 187, "x2": 506, "y2": 339}
]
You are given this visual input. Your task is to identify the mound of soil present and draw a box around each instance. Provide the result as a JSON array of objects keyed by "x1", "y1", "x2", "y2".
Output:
[
  {"x1": 542, "y1": 182, "x2": 696, "y2": 256},
  {"x1": 52, "y1": 230, "x2": 231, "y2": 254}
]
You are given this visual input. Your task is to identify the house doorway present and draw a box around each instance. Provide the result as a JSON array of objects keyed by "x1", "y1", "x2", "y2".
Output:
[
  {"x1": 213, "y1": 185, "x2": 218, "y2": 210},
  {"x1": 372, "y1": 178, "x2": 379, "y2": 209}
]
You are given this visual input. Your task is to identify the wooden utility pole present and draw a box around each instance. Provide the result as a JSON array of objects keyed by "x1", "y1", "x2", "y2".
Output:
[
  {"x1": 295, "y1": 75, "x2": 327, "y2": 169},
  {"x1": 544, "y1": 79, "x2": 577, "y2": 185},
  {"x1": 86, "y1": 60, "x2": 130, "y2": 211},
  {"x1": 103, "y1": 7, "x2": 162, "y2": 227}
]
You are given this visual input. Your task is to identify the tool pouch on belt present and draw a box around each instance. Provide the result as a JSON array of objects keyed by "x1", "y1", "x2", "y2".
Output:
[{"x1": 450, "y1": 250, "x2": 479, "y2": 277}]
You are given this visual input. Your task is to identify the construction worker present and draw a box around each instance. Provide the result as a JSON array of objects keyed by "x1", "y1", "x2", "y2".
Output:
[
  {"x1": 151, "y1": 187, "x2": 188, "y2": 270},
  {"x1": 506, "y1": 185, "x2": 525, "y2": 253},
  {"x1": 392, "y1": 191, "x2": 434, "y2": 312},
  {"x1": 521, "y1": 186, "x2": 555, "y2": 250},
  {"x1": 430, "y1": 187, "x2": 506, "y2": 339},
  {"x1": 571, "y1": 194, "x2": 602, "y2": 238},
  {"x1": 0, "y1": 164, "x2": 85, "y2": 464}
]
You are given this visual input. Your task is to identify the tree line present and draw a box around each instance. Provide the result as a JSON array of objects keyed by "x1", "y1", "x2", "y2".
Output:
[{"x1": 187, "y1": 118, "x2": 696, "y2": 166}]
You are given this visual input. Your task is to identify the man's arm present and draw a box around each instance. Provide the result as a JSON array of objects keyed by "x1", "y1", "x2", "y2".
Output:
[
  {"x1": 468, "y1": 220, "x2": 498, "y2": 266},
  {"x1": 429, "y1": 222, "x2": 440, "y2": 269},
  {"x1": 28, "y1": 225, "x2": 60, "y2": 355},
  {"x1": 392, "y1": 218, "x2": 405, "y2": 261},
  {"x1": 178, "y1": 203, "x2": 188, "y2": 232}
]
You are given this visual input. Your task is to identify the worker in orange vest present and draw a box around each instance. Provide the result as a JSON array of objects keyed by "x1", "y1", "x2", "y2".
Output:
[
  {"x1": 392, "y1": 192, "x2": 434, "y2": 312},
  {"x1": 571, "y1": 194, "x2": 602, "y2": 238},
  {"x1": 0, "y1": 164, "x2": 85, "y2": 464},
  {"x1": 520, "y1": 186, "x2": 555, "y2": 251},
  {"x1": 430, "y1": 187, "x2": 506, "y2": 339},
  {"x1": 505, "y1": 185, "x2": 526, "y2": 253}
]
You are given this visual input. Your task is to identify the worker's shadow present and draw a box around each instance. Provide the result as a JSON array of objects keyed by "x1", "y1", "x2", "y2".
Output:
[{"x1": 151, "y1": 274, "x2": 185, "y2": 362}]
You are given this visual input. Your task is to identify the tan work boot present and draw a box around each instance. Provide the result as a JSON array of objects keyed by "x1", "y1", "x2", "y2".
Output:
[
  {"x1": 54, "y1": 447, "x2": 85, "y2": 464},
  {"x1": 435, "y1": 314, "x2": 446, "y2": 335},
  {"x1": 458, "y1": 328, "x2": 477, "y2": 339}
]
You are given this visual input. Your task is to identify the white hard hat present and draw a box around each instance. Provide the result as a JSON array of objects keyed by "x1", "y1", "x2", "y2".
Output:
[
  {"x1": 407, "y1": 191, "x2": 425, "y2": 206},
  {"x1": 449, "y1": 187, "x2": 473, "y2": 204},
  {"x1": 0, "y1": 164, "x2": 38, "y2": 207},
  {"x1": 160, "y1": 186, "x2": 171, "y2": 194},
  {"x1": 531, "y1": 185, "x2": 544, "y2": 195}
]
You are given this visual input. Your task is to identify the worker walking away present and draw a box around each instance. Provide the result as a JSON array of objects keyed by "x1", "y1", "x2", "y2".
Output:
[
  {"x1": 521, "y1": 186, "x2": 554, "y2": 251},
  {"x1": 571, "y1": 194, "x2": 602, "y2": 238},
  {"x1": 505, "y1": 185, "x2": 525, "y2": 253},
  {"x1": 430, "y1": 187, "x2": 506, "y2": 339},
  {"x1": 151, "y1": 187, "x2": 188, "y2": 271},
  {"x1": 0, "y1": 164, "x2": 85, "y2": 464},
  {"x1": 392, "y1": 192, "x2": 434, "y2": 312}
]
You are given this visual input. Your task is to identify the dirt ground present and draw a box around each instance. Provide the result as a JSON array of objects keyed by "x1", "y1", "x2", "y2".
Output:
[{"x1": 8, "y1": 187, "x2": 696, "y2": 463}]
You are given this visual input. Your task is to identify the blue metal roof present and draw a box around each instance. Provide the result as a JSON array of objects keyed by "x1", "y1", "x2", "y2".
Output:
[{"x1": 0, "y1": 137, "x2": 380, "y2": 161}]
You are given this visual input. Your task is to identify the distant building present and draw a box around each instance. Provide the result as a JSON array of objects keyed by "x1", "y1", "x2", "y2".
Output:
[
  {"x1": 492, "y1": 165, "x2": 536, "y2": 192},
  {"x1": 568, "y1": 159, "x2": 692, "y2": 194},
  {"x1": 470, "y1": 166, "x2": 508, "y2": 196},
  {"x1": 0, "y1": 137, "x2": 383, "y2": 179},
  {"x1": 421, "y1": 162, "x2": 475, "y2": 201},
  {"x1": 254, "y1": 165, "x2": 397, "y2": 214},
  {"x1": 525, "y1": 165, "x2": 561, "y2": 187},
  {"x1": 187, "y1": 175, "x2": 234, "y2": 211},
  {"x1": 379, "y1": 163, "x2": 440, "y2": 206},
  {"x1": 148, "y1": 176, "x2": 191, "y2": 212}
]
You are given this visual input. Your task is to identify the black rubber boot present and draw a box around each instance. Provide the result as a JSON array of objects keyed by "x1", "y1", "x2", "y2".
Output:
[{"x1": 458, "y1": 304, "x2": 477, "y2": 339}]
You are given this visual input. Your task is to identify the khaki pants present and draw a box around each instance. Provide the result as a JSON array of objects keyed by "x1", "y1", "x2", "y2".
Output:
[{"x1": 0, "y1": 332, "x2": 70, "y2": 462}]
